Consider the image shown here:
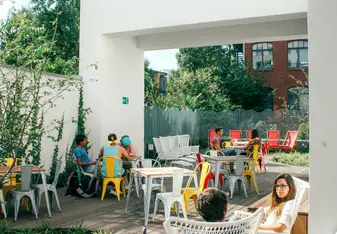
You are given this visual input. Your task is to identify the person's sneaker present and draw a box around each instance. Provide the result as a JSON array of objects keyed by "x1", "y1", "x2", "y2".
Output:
[{"x1": 110, "y1": 189, "x2": 118, "y2": 196}]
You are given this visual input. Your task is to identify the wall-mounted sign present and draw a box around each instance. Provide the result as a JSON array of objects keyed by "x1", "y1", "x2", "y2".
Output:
[{"x1": 122, "y1": 96, "x2": 129, "y2": 105}]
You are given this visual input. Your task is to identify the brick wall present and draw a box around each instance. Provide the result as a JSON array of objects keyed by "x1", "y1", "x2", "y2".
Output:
[{"x1": 245, "y1": 40, "x2": 308, "y2": 110}]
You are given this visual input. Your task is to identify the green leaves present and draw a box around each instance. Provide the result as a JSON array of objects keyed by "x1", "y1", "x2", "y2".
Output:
[{"x1": 152, "y1": 45, "x2": 273, "y2": 112}]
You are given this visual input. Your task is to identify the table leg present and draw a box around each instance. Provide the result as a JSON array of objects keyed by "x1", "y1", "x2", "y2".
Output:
[
  {"x1": 214, "y1": 161, "x2": 220, "y2": 188},
  {"x1": 193, "y1": 175, "x2": 199, "y2": 195},
  {"x1": 144, "y1": 176, "x2": 153, "y2": 227},
  {"x1": 124, "y1": 171, "x2": 134, "y2": 214},
  {"x1": 40, "y1": 171, "x2": 51, "y2": 218}
]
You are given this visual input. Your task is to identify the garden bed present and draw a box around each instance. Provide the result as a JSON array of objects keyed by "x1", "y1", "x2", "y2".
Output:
[{"x1": 271, "y1": 152, "x2": 309, "y2": 167}]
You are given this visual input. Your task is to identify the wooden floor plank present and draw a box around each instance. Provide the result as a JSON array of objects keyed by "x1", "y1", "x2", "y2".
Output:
[{"x1": 7, "y1": 163, "x2": 308, "y2": 233}]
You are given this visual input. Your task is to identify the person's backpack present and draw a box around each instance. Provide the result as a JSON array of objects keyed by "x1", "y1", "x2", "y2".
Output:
[{"x1": 66, "y1": 170, "x2": 100, "y2": 198}]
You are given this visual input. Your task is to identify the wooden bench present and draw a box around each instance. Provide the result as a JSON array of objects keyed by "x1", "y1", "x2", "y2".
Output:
[{"x1": 247, "y1": 191, "x2": 309, "y2": 234}]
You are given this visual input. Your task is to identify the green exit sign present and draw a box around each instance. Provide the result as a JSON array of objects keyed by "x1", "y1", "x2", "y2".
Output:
[{"x1": 122, "y1": 96, "x2": 129, "y2": 105}]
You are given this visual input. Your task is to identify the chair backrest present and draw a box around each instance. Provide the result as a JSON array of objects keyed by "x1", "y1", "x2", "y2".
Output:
[
  {"x1": 172, "y1": 169, "x2": 184, "y2": 196},
  {"x1": 185, "y1": 162, "x2": 211, "y2": 193},
  {"x1": 250, "y1": 144, "x2": 260, "y2": 160},
  {"x1": 246, "y1": 130, "x2": 252, "y2": 140},
  {"x1": 235, "y1": 155, "x2": 246, "y2": 176},
  {"x1": 4, "y1": 158, "x2": 14, "y2": 166},
  {"x1": 164, "y1": 207, "x2": 264, "y2": 234},
  {"x1": 177, "y1": 134, "x2": 190, "y2": 147},
  {"x1": 20, "y1": 165, "x2": 33, "y2": 192},
  {"x1": 51, "y1": 160, "x2": 62, "y2": 187},
  {"x1": 142, "y1": 158, "x2": 161, "y2": 168},
  {"x1": 285, "y1": 131, "x2": 299, "y2": 148},
  {"x1": 169, "y1": 136, "x2": 180, "y2": 150},
  {"x1": 160, "y1": 136, "x2": 171, "y2": 152},
  {"x1": 229, "y1": 130, "x2": 242, "y2": 142},
  {"x1": 288, "y1": 177, "x2": 310, "y2": 230},
  {"x1": 208, "y1": 129, "x2": 216, "y2": 148},
  {"x1": 102, "y1": 156, "x2": 124, "y2": 178},
  {"x1": 267, "y1": 130, "x2": 280, "y2": 147},
  {"x1": 153, "y1": 137, "x2": 163, "y2": 152}
]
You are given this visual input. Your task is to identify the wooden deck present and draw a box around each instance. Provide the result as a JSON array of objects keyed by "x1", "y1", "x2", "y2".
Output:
[{"x1": 7, "y1": 163, "x2": 309, "y2": 234}]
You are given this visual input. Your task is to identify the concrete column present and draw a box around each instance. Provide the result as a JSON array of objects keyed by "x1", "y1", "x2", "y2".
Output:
[
  {"x1": 308, "y1": 0, "x2": 337, "y2": 233},
  {"x1": 98, "y1": 36, "x2": 144, "y2": 156}
]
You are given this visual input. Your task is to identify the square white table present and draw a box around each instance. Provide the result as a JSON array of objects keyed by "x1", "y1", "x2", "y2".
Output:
[{"x1": 124, "y1": 167, "x2": 198, "y2": 230}]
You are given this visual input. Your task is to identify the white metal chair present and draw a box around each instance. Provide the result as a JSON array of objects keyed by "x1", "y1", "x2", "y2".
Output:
[
  {"x1": 177, "y1": 134, "x2": 200, "y2": 157},
  {"x1": 258, "y1": 177, "x2": 310, "y2": 234},
  {"x1": 164, "y1": 207, "x2": 264, "y2": 234},
  {"x1": 228, "y1": 155, "x2": 248, "y2": 199},
  {"x1": 138, "y1": 158, "x2": 166, "y2": 208},
  {"x1": 160, "y1": 136, "x2": 193, "y2": 168},
  {"x1": 153, "y1": 169, "x2": 187, "y2": 220},
  {"x1": 35, "y1": 160, "x2": 62, "y2": 215},
  {"x1": 7, "y1": 165, "x2": 38, "y2": 221},
  {"x1": 169, "y1": 136, "x2": 196, "y2": 165}
]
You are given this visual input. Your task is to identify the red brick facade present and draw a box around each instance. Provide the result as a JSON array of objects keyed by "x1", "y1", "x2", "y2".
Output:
[{"x1": 245, "y1": 40, "x2": 308, "y2": 110}]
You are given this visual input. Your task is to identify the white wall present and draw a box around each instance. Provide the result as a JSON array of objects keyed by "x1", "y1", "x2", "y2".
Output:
[
  {"x1": 0, "y1": 65, "x2": 79, "y2": 173},
  {"x1": 308, "y1": 0, "x2": 337, "y2": 233}
]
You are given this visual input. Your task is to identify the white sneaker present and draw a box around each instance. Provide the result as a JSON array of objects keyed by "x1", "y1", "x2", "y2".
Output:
[{"x1": 110, "y1": 189, "x2": 118, "y2": 196}]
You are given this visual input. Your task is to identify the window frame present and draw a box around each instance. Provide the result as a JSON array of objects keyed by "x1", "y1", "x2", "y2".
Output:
[
  {"x1": 287, "y1": 40, "x2": 308, "y2": 68},
  {"x1": 252, "y1": 42, "x2": 273, "y2": 70}
]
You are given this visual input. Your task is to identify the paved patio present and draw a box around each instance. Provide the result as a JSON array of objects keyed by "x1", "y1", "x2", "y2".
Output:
[{"x1": 7, "y1": 162, "x2": 309, "y2": 233}]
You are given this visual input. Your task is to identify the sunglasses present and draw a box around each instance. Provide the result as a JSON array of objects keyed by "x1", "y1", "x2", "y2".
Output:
[{"x1": 274, "y1": 184, "x2": 289, "y2": 189}]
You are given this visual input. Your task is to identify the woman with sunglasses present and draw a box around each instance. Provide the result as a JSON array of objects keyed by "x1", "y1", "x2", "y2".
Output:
[{"x1": 259, "y1": 173, "x2": 296, "y2": 232}]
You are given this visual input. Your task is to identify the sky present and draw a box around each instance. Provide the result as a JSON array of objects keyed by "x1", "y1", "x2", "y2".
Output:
[{"x1": 0, "y1": 0, "x2": 178, "y2": 71}]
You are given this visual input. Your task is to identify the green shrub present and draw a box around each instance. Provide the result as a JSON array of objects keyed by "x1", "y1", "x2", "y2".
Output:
[{"x1": 272, "y1": 152, "x2": 309, "y2": 167}]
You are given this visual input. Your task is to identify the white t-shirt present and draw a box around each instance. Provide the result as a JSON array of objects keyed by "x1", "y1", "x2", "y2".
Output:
[{"x1": 263, "y1": 200, "x2": 295, "y2": 232}]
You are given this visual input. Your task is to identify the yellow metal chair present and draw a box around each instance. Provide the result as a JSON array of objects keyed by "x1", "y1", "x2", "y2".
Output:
[
  {"x1": 221, "y1": 141, "x2": 232, "y2": 148},
  {"x1": 244, "y1": 145, "x2": 260, "y2": 195},
  {"x1": 248, "y1": 145, "x2": 260, "y2": 175},
  {"x1": 100, "y1": 156, "x2": 126, "y2": 201},
  {"x1": 181, "y1": 162, "x2": 211, "y2": 212}
]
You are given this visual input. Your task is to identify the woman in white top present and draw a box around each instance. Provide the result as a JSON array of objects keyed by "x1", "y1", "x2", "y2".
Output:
[{"x1": 259, "y1": 173, "x2": 296, "y2": 233}]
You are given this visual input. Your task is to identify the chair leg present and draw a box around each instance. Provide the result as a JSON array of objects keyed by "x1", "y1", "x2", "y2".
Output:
[
  {"x1": 153, "y1": 197, "x2": 159, "y2": 221},
  {"x1": 184, "y1": 194, "x2": 190, "y2": 212},
  {"x1": 29, "y1": 195, "x2": 38, "y2": 219},
  {"x1": 252, "y1": 176, "x2": 259, "y2": 195},
  {"x1": 121, "y1": 180, "x2": 126, "y2": 198},
  {"x1": 0, "y1": 192, "x2": 7, "y2": 219},
  {"x1": 14, "y1": 198, "x2": 21, "y2": 221},
  {"x1": 241, "y1": 179, "x2": 248, "y2": 198},
  {"x1": 229, "y1": 180, "x2": 235, "y2": 199},
  {"x1": 114, "y1": 181, "x2": 121, "y2": 201},
  {"x1": 180, "y1": 200, "x2": 187, "y2": 219},
  {"x1": 101, "y1": 180, "x2": 108, "y2": 201},
  {"x1": 52, "y1": 189, "x2": 62, "y2": 212}
]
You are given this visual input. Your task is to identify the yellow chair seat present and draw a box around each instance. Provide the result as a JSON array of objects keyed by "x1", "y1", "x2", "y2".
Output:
[{"x1": 180, "y1": 187, "x2": 198, "y2": 212}]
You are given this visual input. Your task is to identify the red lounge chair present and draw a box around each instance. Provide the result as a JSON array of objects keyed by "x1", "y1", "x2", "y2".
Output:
[
  {"x1": 266, "y1": 130, "x2": 280, "y2": 152},
  {"x1": 279, "y1": 131, "x2": 299, "y2": 152},
  {"x1": 208, "y1": 129, "x2": 216, "y2": 149},
  {"x1": 229, "y1": 130, "x2": 242, "y2": 142}
]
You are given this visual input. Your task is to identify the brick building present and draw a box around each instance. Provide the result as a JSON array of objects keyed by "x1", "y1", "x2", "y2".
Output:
[{"x1": 242, "y1": 40, "x2": 308, "y2": 110}]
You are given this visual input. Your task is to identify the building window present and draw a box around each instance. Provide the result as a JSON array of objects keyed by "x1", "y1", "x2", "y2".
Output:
[
  {"x1": 288, "y1": 40, "x2": 308, "y2": 68},
  {"x1": 252, "y1": 43, "x2": 273, "y2": 70}
]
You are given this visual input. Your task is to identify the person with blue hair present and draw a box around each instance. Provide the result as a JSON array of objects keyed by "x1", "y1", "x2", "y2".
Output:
[{"x1": 118, "y1": 135, "x2": 136, "y2": 158}]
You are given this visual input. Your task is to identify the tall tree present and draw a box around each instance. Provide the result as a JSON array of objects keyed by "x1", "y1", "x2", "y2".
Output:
[
  {"x1": 0, "y1": 0, "x2": 80, "y2": 75},
  {"x1": 173, "y1": 45, "x2": 273, "y2": 111}
]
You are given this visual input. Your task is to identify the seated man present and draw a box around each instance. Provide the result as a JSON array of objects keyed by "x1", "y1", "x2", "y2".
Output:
[
  {"x1": 197, "y1": 188, "x2": 229, "y2": 222},
  {"x1": 74, "y1": 134, "x2": 97, "y2": 174},
  {"x1": 212, "y1": 127, "x2": 236, "y2": 171}
]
